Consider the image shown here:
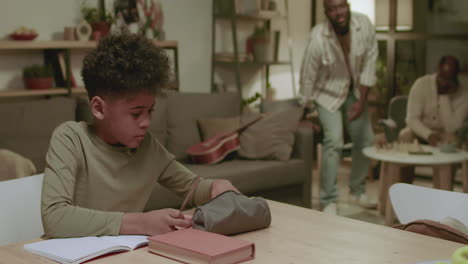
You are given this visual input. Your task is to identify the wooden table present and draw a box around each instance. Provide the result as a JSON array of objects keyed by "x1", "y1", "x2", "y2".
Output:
[
  {"x1": 363, "y1": 145, "x2": 468, "y2": 226},
  {"x1": 0, "y1": 200, "x2": 463, "y2": 264}
]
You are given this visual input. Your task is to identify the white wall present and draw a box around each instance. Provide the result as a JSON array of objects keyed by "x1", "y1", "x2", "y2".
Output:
[
  {"x1": 0, "y1": 0, "x2": 309, "y2": 97},
  {"x1": 269, "y1": 0, "x2": 311, "y2": 99},
  {"x1": 0, "y1": 0, "x2": 211, "y2": 93},
  {"x1": 0, "y1": 0, "x2": 82, "y2": 91}
]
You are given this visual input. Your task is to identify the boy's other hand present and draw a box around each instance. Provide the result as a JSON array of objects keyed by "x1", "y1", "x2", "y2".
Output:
[
  {"x1": 210, "y1": 179, "x2": 240, "y2": 199},
  {"x1": 142, "y1": 209, "x2": 192, "y2": 235}
]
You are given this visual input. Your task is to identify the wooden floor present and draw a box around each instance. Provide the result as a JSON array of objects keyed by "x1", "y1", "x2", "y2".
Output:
[{"x1": 265, "y1": 160, "x2": 464, "y2": 226}]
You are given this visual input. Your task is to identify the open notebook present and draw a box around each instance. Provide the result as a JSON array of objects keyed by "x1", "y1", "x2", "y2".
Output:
[{"x1": 24, "y1": 235, "x2": 148, "y2": 264}]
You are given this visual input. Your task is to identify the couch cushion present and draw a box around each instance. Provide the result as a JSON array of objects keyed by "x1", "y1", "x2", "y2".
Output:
[
  {"x1": 144, "y1": 184, "x2": 184, "y2": 211},
  {"x1": 166, "y1": 92, "x2": 241, "y2": 161},
  {"x1": 197, "y1": 116, "x2": 240, "y2": 140},
  {"x1": 186, "y1": 159, "x2": 305, "y2": 193},
  {"x1": 239, "y1": 107, "x2": 303, "y2": 161},
  {"x1": 144, "y1": 159, "x2": 305, "y2": 211},
  {"x1": 75, "y1": 96, "x2": 94, "y2": 124},
  {"x1": 149, "y1": 94, "x2": 169, "y2": 146},
  {"x1": 0, "y1": 97, "x2": 76, "y2": 172}
]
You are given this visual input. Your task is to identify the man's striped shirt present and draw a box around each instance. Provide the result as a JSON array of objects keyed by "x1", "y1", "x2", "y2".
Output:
[{"x1": 299, "y1": 12, "x2": 378, "y2": 112}]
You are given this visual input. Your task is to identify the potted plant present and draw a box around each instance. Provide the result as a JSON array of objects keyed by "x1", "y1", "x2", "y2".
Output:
[
  {"x1": 247, "y1": 26, "x2": 273, "y2": 62},
  {"x1": 23, "y1": 64, "x2": 54, "y2": 90},
  {"x1": 137, "y1": 0, "x2": 165, "y2": 40},
  {"x1": 81, "y1": 0, "x2": 114, "y2": 38}
]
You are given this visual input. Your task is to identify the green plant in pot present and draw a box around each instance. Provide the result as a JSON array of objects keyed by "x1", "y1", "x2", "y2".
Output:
[
  {"x1": 23, "y1": 64, "x2": 54, "y2": 90},
  {"x1": 81, "y1": 0, "x2": 114, "y2": 38},
  {"x1": 249, "y1": 25, "x2": 272, "y2": 62}
]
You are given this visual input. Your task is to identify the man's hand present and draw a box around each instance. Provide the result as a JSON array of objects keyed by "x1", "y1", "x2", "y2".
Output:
[
  {"x1": 428, "y1": 133, "x2": 442, "y2": 146},
  {"x1": 374, "y1": 133, "x2": 387, "y2": 149},
  {"x1": 348, "y1": 101, "x2": 364, "y2": 121},
  {"x1": 120, "y1": 209, "x2": 192, "y2": 236},
  {"x1": 210, "y1": 179, "x2": 240, "y2": 199}
]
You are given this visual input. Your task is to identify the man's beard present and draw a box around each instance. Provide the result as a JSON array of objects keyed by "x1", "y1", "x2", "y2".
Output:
[{"x1": 330, "y1": 15, "x2": 350, "y2": 35}]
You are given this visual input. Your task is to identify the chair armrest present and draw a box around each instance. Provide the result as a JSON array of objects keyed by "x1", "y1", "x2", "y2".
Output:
[
  {"x1": 378, "y1": 118, "x2": 397, "y2": 129},
  {"x1": 292, "y1": 127, "x2": 314, "y2": 164},
  {"x1": 292, "y1": 127, "x2": 314, "y2": 208},
  {"x1": 378, "y1": 118, "x2": 399, "y2": 143}
]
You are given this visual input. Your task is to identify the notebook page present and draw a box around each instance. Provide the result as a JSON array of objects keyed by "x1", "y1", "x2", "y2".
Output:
[
  {"x1": 100, "y1": 235, "x2": 149, "y2": 250},
  {"x1": 24, "y1": 237, "x2": 125, "y2": 264}
]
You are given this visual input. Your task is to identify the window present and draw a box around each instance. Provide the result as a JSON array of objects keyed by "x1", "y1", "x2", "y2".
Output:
[{"x1": 314, "y1": 0, "x2": 413, "y2": 31}]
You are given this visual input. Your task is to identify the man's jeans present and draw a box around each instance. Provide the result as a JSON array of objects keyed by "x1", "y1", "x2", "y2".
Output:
[{"x1": 316, "y1": 94, "x2": 374, "y2": 207}]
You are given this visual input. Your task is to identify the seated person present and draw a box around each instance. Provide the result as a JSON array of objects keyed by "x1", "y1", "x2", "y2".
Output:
[
  {"x1": 41, "y1": 32, "x2": 238, "y2": 238},
  {"x1": 400, "y1": 55, "x2": 468, "y2": 146},
  {"x1": 396, "y1": 56, "x2": 468, "y2": 187}
]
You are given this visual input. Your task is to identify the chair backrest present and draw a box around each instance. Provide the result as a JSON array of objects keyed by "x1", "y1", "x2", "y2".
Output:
[
  {"x1": 388, "y1": 95, "x2": 408, "y2": 132},
  {"x1": 0, "y1": 173, "x2": 44, "y2": 246},
  {"x1": 260, "y1": 98, "x2": 300, "y2": 113},
  {"x1": 389, "y1": 183, "x2": 468, "y2": 227}
]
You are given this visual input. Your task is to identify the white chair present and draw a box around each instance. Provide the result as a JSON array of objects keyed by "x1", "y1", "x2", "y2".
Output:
[
  {"x1": 0, "y1": 173, "x2": 44, "y2": 246},
  {"x1": 389, "y1": 183, "x2": 468, "y2": 227}
]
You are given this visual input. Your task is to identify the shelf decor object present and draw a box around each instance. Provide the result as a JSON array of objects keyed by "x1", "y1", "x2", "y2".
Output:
[
  {"x1": 81, "y1": 0, "x2": 114, "y2": 38},
  {"x1": 211, "y1": 0, "x2": 296, "y2": 99},
  {"x1": 9, "y1": 26, "x2": 38, "y2": 41},
  {"x1": 76, "y1": 20, "x2": 92, "y2": 41},
  {"x1": 136, "y1": 0, "x2": 165, "y2": 40},
  {"x1": 0, "y1": 40, "x2": 179, "y2": 100},
  {"x1": 22, "y1": 64, "x2": 54, "y2": 90}
]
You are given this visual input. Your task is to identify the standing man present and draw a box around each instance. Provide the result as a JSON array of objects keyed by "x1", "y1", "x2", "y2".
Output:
[{"x1": 299, "y1": 0, "x2": 378, "y2": 214}]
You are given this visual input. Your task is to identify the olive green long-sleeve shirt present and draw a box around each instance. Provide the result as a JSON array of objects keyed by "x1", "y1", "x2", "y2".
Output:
[{"x1": 41, "y1": 121, "x2": 213, "y2": 238}]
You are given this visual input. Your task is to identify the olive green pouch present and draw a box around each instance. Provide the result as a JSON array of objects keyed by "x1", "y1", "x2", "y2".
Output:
[{"x1": 192, "y1": 191, "x2": 271, "y2": 235}]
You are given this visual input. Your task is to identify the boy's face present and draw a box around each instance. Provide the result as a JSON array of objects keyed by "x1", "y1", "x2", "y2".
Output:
[{"x1": 99, "y1": 92, "x2": 155, "y2": 148}]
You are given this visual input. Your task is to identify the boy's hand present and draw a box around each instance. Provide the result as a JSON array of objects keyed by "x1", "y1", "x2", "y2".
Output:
[
  {"x1": 142, "y1": 209, "x2": 192, "y2": 235},
  {"x1": 120, "y1": 209, "x2": 192, "y2": 236},
  {"x1": 210, "y1": 179, "x2": 240, "y2": 198}
]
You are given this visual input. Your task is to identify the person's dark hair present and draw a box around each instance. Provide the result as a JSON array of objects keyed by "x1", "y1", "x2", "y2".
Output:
[
  {"x1": 82, "y1": 32, "x2": 170, "y2": 100},
  {"x1": 438, "y1": 55, "x2": 460, "y2": 73}
]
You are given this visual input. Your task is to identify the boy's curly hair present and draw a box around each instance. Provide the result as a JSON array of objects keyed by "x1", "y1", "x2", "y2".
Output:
[{"x1": 82, "y1": 32, "x2": 170, "y2": 100}]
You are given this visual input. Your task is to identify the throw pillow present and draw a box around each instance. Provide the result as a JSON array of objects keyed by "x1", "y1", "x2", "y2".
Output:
[
  {"x1": 393, "y1": 219, "x2": 468, "y2": 244},
  {"x1": 238, "y1": 107, "x2": 303, "y2": 161},
  {"x1": 197, "y1": 116, "x2": 241, "y2": 141}
]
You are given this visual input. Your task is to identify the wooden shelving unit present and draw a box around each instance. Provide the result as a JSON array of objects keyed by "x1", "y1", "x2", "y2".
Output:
[
  {"x1": 0, "y1": 40, "x2": 177, "y2": 50},
  {"x1": 214, "y1": 60, "x2": 292, "y2": 66},
  {"x1": 0, "y1": 40, "x2": 178, "y2": 100},
  {"x1": 0, "y1": 88, "x2": 68, "y2": 99},
  {"x1": 211, "y1": 0, "x2": 296, "y2": 98}
]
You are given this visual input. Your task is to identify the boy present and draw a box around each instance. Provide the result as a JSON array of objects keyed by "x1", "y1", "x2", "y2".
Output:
[{"x1": 41, "y1": 32, "x2": 238, "y2": 238}]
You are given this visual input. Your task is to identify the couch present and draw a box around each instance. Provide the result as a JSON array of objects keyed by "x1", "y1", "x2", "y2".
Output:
[{"x1": 0, "y1": 92, "x2": 314, "y2": 209}]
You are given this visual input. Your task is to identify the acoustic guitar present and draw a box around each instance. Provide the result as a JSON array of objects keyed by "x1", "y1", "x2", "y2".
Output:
[{"x1": 187, "y1": 116, "x2": 262, "y2": 165}]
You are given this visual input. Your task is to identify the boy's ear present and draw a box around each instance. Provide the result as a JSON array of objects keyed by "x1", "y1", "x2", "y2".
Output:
[{"x1": 90, "y1": 96, "x2": 106, "y2": 120}]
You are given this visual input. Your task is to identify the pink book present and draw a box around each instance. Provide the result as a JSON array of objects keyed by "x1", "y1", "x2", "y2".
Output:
[{"x1": 148, "y1": 228, "x2": 255, "y2": 264}]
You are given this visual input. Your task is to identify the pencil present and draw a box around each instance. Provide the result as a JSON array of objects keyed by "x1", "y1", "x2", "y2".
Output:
[{"x1": 179, "y1": 176, "x2": 202, "y2": 212}]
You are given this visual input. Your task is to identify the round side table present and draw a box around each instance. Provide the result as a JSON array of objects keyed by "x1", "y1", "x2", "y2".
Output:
[{"x1": 363, "y1": 145, "x2": 468, "y2": 225}]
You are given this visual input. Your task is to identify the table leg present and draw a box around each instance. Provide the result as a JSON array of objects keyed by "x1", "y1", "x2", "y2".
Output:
[
  {"x1": 463, "y1": 161, "x2": 468, "y2": 193},
  {"x1": 378, "y1": 162, "x2": 389, "y2": 215},
  {"x1": 384, "y1": 163, "x2": 401, "y2": 226},
  {"x1": 433, "y1": 165, "x2": 453, "y2": 191}
]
